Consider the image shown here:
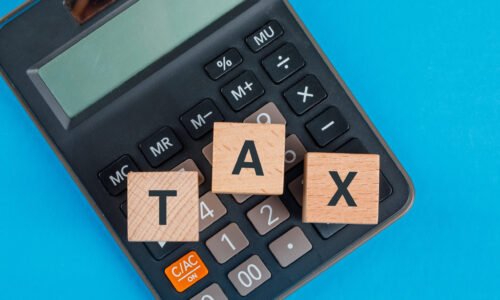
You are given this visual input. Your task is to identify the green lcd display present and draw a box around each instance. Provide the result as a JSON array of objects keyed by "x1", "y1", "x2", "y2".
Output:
[{"x1": 38, "y1": 0, "x2": 243, "y2": 119}]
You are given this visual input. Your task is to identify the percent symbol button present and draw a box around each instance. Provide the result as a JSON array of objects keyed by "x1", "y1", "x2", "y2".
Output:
[{"x1": 205, "y1": 48, "x2": 243, "y2": 80}]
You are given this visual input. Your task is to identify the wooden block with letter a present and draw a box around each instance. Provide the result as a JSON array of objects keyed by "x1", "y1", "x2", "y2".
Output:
[
  {"x1": 212, "y1": 122, "x2": 286, "y2": 195},
  {"x1": 127, "y1": 171, "x2": 199, "y2": 242},
  {"x1": 303, "y1": 153, "x2": 380, "y2": 224}
]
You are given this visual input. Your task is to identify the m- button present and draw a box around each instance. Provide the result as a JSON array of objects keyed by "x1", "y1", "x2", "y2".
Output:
[
  {"x1": 98, "y1": 155, "x2": 139, "y2": 196},
  {"x1": 139, "y1": 127, "x2": 183, "y2": 167},
  {"x1": 180, "y1": 99, "x2": 224, "y2": 139}
]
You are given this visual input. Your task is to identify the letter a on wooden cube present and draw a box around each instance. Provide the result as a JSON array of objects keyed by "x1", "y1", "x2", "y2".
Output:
[
  {"x1": 303, "y1": 153, "x2": 380, "y2": 224},
  {"x1": 128, "y1": 171, "x2": 199, "y2": 242},
  {"x1": 212, "y1": 122, "x2": 286, "y2": 195}
]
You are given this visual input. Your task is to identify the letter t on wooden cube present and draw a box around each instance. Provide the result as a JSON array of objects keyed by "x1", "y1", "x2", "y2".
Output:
[
  {"x1": 128, "y1": 171, "x2": 199, "y2": 242},
  {"x1": 303, "y1": 153, "x2": 380, "y2": 224},
  {"x1": 212, "y1": 122, "x2": 286, "y2": 195}
]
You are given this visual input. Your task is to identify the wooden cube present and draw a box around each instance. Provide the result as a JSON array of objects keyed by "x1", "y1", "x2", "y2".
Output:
[
  {"x1": 212, "y1": 122, "x2": 286, "y2": 195},
  {"x1": 303, "y1": 153, "x2": 380, "y2": 224},
  {"x1": 128, "y1": 172, "x2": 199, "y2": 242}
]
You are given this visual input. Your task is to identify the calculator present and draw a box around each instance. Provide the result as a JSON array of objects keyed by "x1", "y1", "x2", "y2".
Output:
[{"x1": 0, "y1": 0, "x2": 414, "y2": 298}]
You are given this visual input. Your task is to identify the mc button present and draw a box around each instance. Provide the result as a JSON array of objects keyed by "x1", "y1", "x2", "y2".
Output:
[
  {"x1": 139, "y1": 127, "x2": 183, "y2": 167},
  {"x1": 98, "y1": 155, "x2": 139, "y2": 196}
]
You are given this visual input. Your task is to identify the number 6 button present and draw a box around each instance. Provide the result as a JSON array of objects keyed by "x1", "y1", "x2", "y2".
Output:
[
  {"x1": 247, "y1": 196, "x2": 290, "y2": 235},
  {"x1": 228, "y1": 255, "x2": 271, "y2": 296}
]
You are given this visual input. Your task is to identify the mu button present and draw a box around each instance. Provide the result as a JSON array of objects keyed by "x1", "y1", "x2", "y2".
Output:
[
  {"x1": 165, "y1": 251, "x2": 208, "y2": 292},
  {"x1": 303, "y1": 153, "x2": 380, "y2": 224}
]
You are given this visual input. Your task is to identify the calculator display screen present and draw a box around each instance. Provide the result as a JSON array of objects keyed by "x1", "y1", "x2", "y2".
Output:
[{"x1": 38, "y1": 0, "x2": 243, "y2": 118}]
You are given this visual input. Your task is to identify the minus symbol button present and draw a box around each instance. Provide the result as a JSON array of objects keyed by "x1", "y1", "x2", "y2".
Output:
[{"x1": 321, "y1": 121, "x2": 335, "y2": 131}]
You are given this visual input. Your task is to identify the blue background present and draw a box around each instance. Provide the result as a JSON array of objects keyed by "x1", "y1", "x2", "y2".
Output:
[{"x1": 1, "y1": 0, "x2": 499, "y2": 299}]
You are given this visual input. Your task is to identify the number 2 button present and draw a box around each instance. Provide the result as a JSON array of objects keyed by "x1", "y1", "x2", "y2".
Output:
[{"x1": 247, "y1": 196, "x2": 290, "y2": 235}]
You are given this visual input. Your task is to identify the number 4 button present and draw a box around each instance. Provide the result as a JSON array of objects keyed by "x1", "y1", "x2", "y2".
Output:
[{"x1": 199, "y1": 192, "x2": 227, "y2": 232}]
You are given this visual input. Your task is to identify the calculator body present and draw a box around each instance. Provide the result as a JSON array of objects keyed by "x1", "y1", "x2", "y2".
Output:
[{"x1": 0, "y1": 0, "x2": 414, "y2": 299}]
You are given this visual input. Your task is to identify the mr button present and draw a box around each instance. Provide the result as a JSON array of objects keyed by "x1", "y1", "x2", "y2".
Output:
[
  {"x1": 303, "y1": 153, "x2": 380, "y2": 224},
  {"x1": 212, "y1": 122, "x2": 286, "y2": 195},
  {"x1": 128, "y1": 172, "x2": 199, "y2": 242}
]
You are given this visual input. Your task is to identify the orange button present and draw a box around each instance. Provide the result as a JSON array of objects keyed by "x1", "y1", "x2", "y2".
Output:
[{"x1": 164, "y1": 250, "x2": 209, "y2": 292}]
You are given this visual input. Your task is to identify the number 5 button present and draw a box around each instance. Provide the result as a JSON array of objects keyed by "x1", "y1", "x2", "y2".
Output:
[{"x1": 247, "y1": 196, "x2": 290, "y2": 235}]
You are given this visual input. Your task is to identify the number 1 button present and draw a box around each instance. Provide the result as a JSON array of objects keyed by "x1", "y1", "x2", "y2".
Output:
[{"x1": 206, "y1": 223, "x2": 249, "y2": 264}]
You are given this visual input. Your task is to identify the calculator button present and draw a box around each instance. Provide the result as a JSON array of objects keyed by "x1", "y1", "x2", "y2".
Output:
[
  {"x1": 306, "y1": 106, "x2": 349, "y2": 147},
  {"x1": 171, "y1": 159, "x2": 205, "y2": 185},
  {"x1": 284, "y1": 134, "x2": 307, "y2": 171},
  {"x1": 246, "y1": 196, "x2": 290, "y2": 235},
  {"x1": 313, "y1": 223, "x2": 345, "y2": 239},
  {"x1": 221, "y1": 71, "x2": 265, "y2": 111},
  {"x1": 164, "y1": 250, "x2": 209, "y2": 292},
  {"x1": 180, "y1": 99, "x2": 224, "y2": 139},
  {"x1": 120, "y1": 202, "x2": 127, "y2": 217},
  {"x1": 228, "y1": 255, "x2": 271, "y2": 296},
  {"x1": 232, "y1": 194, "x2": 251, "y2": 204},
  {"x1": 269, "y1": 227, "x2": 312, "y2": 267},
  {"x1": 288, "y1": 175, "x2": 303, "y2": 206},
  {"x1": 284, "y1": 75, "x2": 327, "y2": 115},
  {"x1": 202, "y1": 143, "x2": 213, "y2": 165},
  {"x1": 206, "y1": 223, "x2": 249, "y2": 264},
  {"x1": 262, "y1": 43, "x2": 305, "y2": 83},
  {"x1": 98, "y1": 155, "x2": 139, "y2": 196},
  {"x1": 205, "y1": 48, "x2": 243, "y2": 80},
  {"x1": 199, "y1": 192, "x2": 227, "y2": 232},
  {"x1": 144, "y1": 241, "x2": 180, "y2": 261},
  {"x1": 191, "y1": 283, "x2": 228, "y2": 300},
  {"x1": 336, "y1": 139, "x2": 393, "y2": 201},
  {"x1": 244, "y1": 102, "x2": 286, "y2": 124},
  {"x1": 246, "y1": 20, "x2": 284, "y2": 52},
  {"x1": 139, "y1": 127, "x2": 182, "y2": 167}
]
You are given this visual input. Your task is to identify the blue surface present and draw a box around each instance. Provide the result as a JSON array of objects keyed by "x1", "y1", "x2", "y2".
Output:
[{"x1": 1, "y1": 0, "x2": 499, "y2": 299}]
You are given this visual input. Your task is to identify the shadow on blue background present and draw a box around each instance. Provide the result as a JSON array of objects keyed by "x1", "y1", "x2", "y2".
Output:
[{"x1": 1, "y1": 0, "x2": 499, "y2": 299}]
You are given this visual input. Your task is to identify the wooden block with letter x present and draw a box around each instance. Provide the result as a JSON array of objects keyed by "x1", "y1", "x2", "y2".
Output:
[
  {"x1": 212, "y1": 122, "x2": 286, "y2": 195},
  {"x1": 127, "y1": 172, "x2": 199, "y2": 242},
  {"x1": 303, "y1": 153, "x2": 380, "y2": 224}
]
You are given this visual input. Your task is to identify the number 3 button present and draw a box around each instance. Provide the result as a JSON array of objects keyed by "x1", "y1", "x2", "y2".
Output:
[{"x1": 247, "y1": 196, "x2": 290, "y2": 235}]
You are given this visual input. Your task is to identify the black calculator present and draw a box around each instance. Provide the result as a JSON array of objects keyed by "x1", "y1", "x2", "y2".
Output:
[{"x1": 0, "y1": 0, "x2": 414, "y2": 298}]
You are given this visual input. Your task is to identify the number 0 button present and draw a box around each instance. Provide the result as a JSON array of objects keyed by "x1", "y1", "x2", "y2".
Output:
[
  {"x1": 247, "y1": 196, "x2": 290, "y2": 235},
  {"x1": 206, "y1": 223, "x2": 249, "y2": 264},
  {"x1": 228, "y1": 255, "x2": 271, "y2": 296}
]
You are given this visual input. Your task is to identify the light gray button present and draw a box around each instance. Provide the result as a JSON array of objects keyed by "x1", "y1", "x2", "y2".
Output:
[
  {"x1": 190, "y1": 283, "x2": 228, "y2": 300},
  {"x1": 232, "y1": 194, "x2": 251, "y2": 204},
  {"x1": 244, "y1": 102, "x2": 286, "y2": 124},
  {"x1": 246, "y1": 196, "x2": 290, "y2": 235},
  {"x1": 228, "y1": 255, "x2": 271, "y2": 296},
  {"x1": 199, "y1": 192, "x2": 227, "y2": 232},
  {"x1": 284, "y1": 135, "x2": 307, "y2": 171},
  {"x1": 171, "y1": 159, "x2": 205, "y2": 185},
  {"x1": 269, "y1": 226, "x2": 312, "y2": 267},
  {"x1": 288, "y1": 175, "x2": 303, "y2": 206},
  {"x1": 206, "y1": 223, "x2": 249, "y2": 264},
  {"x1": 202, "y1": 143, "x2": 213, "y2": 165}
]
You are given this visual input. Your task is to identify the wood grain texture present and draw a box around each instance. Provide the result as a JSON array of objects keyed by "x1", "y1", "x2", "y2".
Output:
[
  {"x1": 127, "y1": 172, "x2": 199, "y2": 242},
  {"x1": 303, "y1": 153, "x2": 380, "y2": 224},
  {"x1": 212, "y1": 122, "x2": 286, "y2": 195}
]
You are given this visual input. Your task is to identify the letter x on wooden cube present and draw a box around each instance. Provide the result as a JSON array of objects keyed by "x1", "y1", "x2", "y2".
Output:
[
  {"x1": 303, "y1": 153, "x2": 380, "y2": 224},
  {"x1": 211, "y1": 122, "x2": 286, "y2": 195},
  {"x1": 127, "y1": 171, "x2": 199, "y2": 242}
]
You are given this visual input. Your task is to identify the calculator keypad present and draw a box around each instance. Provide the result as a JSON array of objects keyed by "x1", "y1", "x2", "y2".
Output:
[
  {"x1": 262, "y1": 43, "x2": 305, "y2": 83},
  {"x1": 227, "y1": 255, "x2": 272, "y2": 296},
  {"x1": 180, "y1": 99, "x2": 224, "y2": 139},
  {"x1": 221, "y1": 71, "x2": 265, "y2": 111},
  {"x1": 206, "y1": 223, "x2": 249, "y2": 264},
  {"x1": 139, "y1": 127, "x2": 183, "y2": 167},
  {"x1": 246, "y1": 196, "x2": 290, "y2": 235},
  {"x1": 269, "y1": 227, "x2": 312, "y2": 267}
]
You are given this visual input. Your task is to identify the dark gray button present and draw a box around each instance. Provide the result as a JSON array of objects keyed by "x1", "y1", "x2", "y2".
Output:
[
  {"x1": 228, "y1": 255, "x2": 271, "y2": 296},
  {"x1": 246, "y1": 20, "x2": 283, "y2": 52},
  {"x1": 284, "y1": 135, "x2": 307, "y2": 171},
  {"x1": 314, "y1": 223, "x2": 345, "y2": 239},
  {"x1": 205, "y1": 48, "x2": 243, "y2": 80},
  {"x1": 180, "y1": 99, "x2": 224, "y2": 139},
  {"x1": 98, "y1": 155, "x2": 139, "y2": 196},
  {"x1": 221, "y1": 71, "x2": 264, "y2": 111},
  {"x1": 144, "y1": 241, "x2": 180, "y2": 261},
  {"x1": 284, "y1": 75, "x2": 327, "y2": 115},
  {"x1": 190, "y1": 283, "x2": 228, "y2": 300},
  {"x1": 199, "y1": 192, "x2": 227, "y2": 232},
  {"x1": 206, "y1": 223, "x2": 249, "y2": 264},
  {"x1": 139, "y1": 127, "x2": 182, "y2": 167},
  {"x1": 269, "y1": 227, "x2": 312, "y2": 267},
  {"x1": 262, "y1": 43, "x2": 305, "y2": 83},
  {"x1": 288, "y1": 175, "x2": 303, "y2": 206},
  {"x1": 247, "y1": 196, "x2": 290, "y2": 235},
  {"x1": 306, "y1": 106, "x2": 349, "y2": 147}
]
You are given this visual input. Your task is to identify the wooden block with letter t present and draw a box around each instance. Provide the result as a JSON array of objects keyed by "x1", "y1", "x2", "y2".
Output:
[
  {"x1": 212, "y1": 122, "x2": 286, "y2": 195},
  {"x1": 303, "y1": 153, "x2": 380, "y2": 224},
  {"x1": 127, "y1": 171, "x2": 199, "y2": 242}
]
